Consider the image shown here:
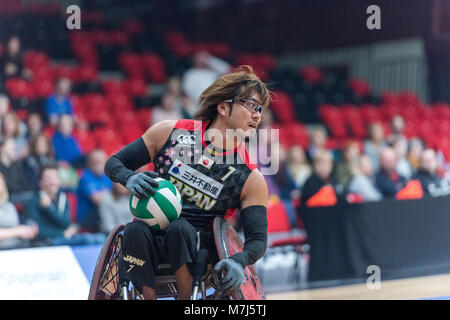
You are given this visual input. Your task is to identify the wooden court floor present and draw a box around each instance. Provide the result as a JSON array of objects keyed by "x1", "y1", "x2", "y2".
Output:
[{"x1": 266, "y1": 273, "x2": 450, "y2": 300}]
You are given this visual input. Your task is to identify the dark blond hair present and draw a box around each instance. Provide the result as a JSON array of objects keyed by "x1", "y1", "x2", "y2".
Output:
[{"x1": 193, "y1": 65, "x2": 271, "y2": 122}]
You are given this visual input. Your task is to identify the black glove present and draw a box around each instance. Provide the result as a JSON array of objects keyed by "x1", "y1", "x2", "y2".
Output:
[
  {"x1": 214, "y1": 258, "x2": 244, "y2": 292},
  {"x1": 125, "y1": 171, "x2": 159, "y2": 199}
]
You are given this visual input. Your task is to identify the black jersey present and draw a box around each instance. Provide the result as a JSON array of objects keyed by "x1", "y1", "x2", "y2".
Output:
[{"x1": 153, "y1": 119, "x2": 257, "y2": 231}]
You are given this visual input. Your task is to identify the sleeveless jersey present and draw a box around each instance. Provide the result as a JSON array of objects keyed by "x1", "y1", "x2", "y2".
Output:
[{"x1": 153, "y1": 119, "x2": 257, "y2": 231}]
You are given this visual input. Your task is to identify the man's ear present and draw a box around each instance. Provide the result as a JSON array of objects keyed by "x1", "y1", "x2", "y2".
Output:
[{"x1": 217, "y1": 102, "x2": 229, "y2": 117}]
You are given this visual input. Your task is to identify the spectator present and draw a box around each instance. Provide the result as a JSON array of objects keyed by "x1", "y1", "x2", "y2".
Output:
[
  {"x1": 301, "y1": 149, "x2": 338, "y2": 207},
  {"x1": 276, "y1": 145, "x2": 311, "y2": 226},
  {"x1": 182, "y1": 51, "x2": 230, "y2": 107},
  {"x1": 414, "y1": 149, "x2": 450, "y2": 196},
  {"x1": 387, "y1": 115, "x2": 407, "y2": 145},
  {"x1": 392, "y1": 136, "x2": 413, "y2": 179},
  {"x1": 0, "y1": 95, "x2": 11, "y2": 130},
  {"x1": 307, "y1": 126, "x2": 329, "y2": 162},
  {"x1": 166, "y1": 76, "x2": 195, "y2": 118},
  {"x1": 99, "y1": 183, "x2": 132, "y2": 234},
  {"x1": 364, "y1": 122, "x2": 386, "y2": 172},
  {"x1": 335, "y1": 140, "x2": 360, "y2": 187},
  {"x1": 76, "y1": 149, "x2": 113, "y2": 232},
  {"x1": 26, "y1": 113, "x2": 44, "y2": 142},
  {"x1": 407, "y1": 138, "x2": 424, "y2": 172},
  {"x1": 0, "y1": 173, "x2": 38, "y2": 249},
  {"x1": 285, "y1": 145, "x2": 312, "y2": 190},
  {"x1": 25, "y1": 134, "x2": 56, "y2": 190},
  {"x1": 0, "y1": 138, "x2": 35, "y2": 203},
  {"x1": 375, "y1": 146, "x2": 408, "y2": 197},
  {"x1": 26, "y1": 165, "x2": 105, "y2": 246},
  {"x1": 0, "y1": 35, "x2": 31, "y2": 79},
  {"x1": 150, "y1": 92, "x2": 183, "y2": 125},
  {"x1": 1, "y1": 111, "x2": 29, "y2": 160},
  {"x1": 44, "y1": 77, "x2": 74, "y2": 127},
  {"x1": 52, "y1": 114, "x2": 84, "y2": 167},
  {"x1": 347, "y1": 155, "x2": 382, "y2": 202}
]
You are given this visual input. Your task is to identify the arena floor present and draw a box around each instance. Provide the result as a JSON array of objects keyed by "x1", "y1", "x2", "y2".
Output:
[{"x1": 266, "y1": 273, "x2": 450, "y2": 300}]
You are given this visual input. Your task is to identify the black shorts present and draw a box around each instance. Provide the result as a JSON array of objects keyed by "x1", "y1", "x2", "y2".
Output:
[{"x1": 118, "y1": 219, "x2": 218, "y2": 291}]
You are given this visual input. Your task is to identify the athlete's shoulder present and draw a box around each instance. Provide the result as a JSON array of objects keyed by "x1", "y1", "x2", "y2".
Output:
[
  {"x1": 173, "y1": 118, "x2": 203, "y2": 131},
  {"x1": 142, "y1": 120, "x2": 177, "y2": 159},
  {"x1": 240, "y1": 168, "x2": 268, "y2": 208}
]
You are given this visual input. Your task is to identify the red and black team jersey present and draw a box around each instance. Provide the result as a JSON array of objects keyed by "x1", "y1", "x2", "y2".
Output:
[{"x1": 153, "y1": 119, "x2": 257, "y2": 231}]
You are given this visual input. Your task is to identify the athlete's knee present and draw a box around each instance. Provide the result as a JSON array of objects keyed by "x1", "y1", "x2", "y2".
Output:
[
  {"x1": 166, "y1": 219, "x2": 195, "y2": 238},
  {"x1": 124, "y1": 221, "x2": 153, "y2": 243}
]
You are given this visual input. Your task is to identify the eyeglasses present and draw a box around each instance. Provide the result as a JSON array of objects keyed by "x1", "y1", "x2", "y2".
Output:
[{"x1": 224, "y1": 98, "x2": 263, "y2": 114}]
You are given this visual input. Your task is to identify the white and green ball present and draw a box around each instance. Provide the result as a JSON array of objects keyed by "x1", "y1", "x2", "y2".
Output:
[{"x1": 129, "y1": 178, "x2": 182, "y2": 230}]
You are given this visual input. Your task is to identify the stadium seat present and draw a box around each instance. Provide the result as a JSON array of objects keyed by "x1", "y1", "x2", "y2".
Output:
[
  {"x1": 270, "y1": 91, "x2": 297, "y2": 124},
  {"x1": 6, "y1": 78, "x2": 35, "y2": 100}
]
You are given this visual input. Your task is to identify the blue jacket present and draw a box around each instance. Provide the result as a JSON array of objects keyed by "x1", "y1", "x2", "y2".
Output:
[
  {"x1": 52, "y1": 132, "x2": 83, "y2": 164},
  {"x1": 76, "y1": 170, "x2": 113, "y2": 222}
]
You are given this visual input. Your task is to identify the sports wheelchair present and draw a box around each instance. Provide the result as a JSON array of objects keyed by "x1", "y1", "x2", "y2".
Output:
[{"x1": 88, "y1": 217, "x2": 265, "y2": 300}]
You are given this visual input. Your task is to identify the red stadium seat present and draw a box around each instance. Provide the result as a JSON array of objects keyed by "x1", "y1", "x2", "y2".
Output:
[
  {"x1": 32, "y1": 77, "x2": 54, "y2": 98},
  {"x1": 95, "y1": 128, "x2": 124, "y2": 156},
  {"x1": 73, "y1": 129, "x2": 97, "y2": 153},
  {"x1": 270, "y1": 91, "x2": 297, "y2": 124},
  {"x1": 125, "y1": 77, "x2": 148, "y2": 97},
  {"x1": 299, "y1": 66, "x2": 324, "y2": 85},
  {"x1": 5, "y1": 78, "x2": 35, "y2": 100},
  {"x1": 141, "y1": 53, "x2": 167, "y2": 84}
]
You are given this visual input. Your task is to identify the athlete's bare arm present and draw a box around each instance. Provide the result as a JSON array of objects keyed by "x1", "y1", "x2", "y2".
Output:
[
  {"x1": 240, "y1": 168, "x2": 269, "y2": 209},
  {"x1": 141, "y1": 120, "x2": 177, "y2": 161}
]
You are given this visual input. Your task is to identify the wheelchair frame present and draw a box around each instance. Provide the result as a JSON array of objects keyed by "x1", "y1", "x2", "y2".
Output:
[{"x1": 88, "y1": 217, "x2": 265, "y2": 300}]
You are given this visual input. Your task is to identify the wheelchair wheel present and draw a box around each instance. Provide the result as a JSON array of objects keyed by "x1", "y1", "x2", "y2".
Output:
[
  {"x1": 213, "y1": 217, "x2": 266, "y2": 300},
  {"x1": 88, "y1": 224, "x2": 125, "y2": 300}
]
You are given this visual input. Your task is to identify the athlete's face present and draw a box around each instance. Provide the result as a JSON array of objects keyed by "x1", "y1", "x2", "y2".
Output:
[{"x1": 226, "y1": 92, "x2": 263, "y2": 141}]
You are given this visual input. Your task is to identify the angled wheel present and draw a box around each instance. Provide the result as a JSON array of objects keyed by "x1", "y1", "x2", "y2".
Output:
[
  {"x1": 88, "y1": 224, "x2": 125, "y2": 300},
  {"x1": 213, "y1": 217, "x2": 265, "y2": 300}
]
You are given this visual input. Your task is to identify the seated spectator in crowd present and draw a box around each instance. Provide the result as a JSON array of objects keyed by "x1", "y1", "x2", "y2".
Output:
[
  {"x1": 26, "y1": 134, "x2": 56, "y2": 190},
  {"x1": 1, "y1": 111, "x2": 29, "y2": 160},
  {"x1": 301, "y1": 149, "x2": 339, "y2": 207},
  {"x1": 26, "y1": 165, "x2": 105, "y2": 246},
  {"x1": 150, "y1": 92, "x2": 183, "y2": 125},
  {"x1": 285, "y1": 145, "x2": 312, "y2": 190},
  {"x1": 347, "y1": 155, "x2": 382, "y2": 202},
  {"x1": 0, "y1": 95, "x2": 11, "y2": 129},
  {"x1": 52, "y1": 114, "x2": 84, "y2": 167},
  {"x1": 276, "y1": 145, "x2": 311, "y2": 226},
  {"x1": 387, "y1": 115, "x2": 407, "y2": 145},
  {"x1": 392, "y1": 136, "x2": 414, "y2": 180},
  {"x1": 182, "y1": 51, "x2": 231, "y2": 107},
  {"x1": 375, "y1": 147, "x2": 408, "y2": 197},
  {"x1": 414, "y1": 149, "x2": 450, "y2": 197},
  {"x1": 179, "y1": 92, "x2": 195, "y2": 119},
  {"x1": 45, "y1": 77, "x2": 74, "y2": 127},
  {"x1": 76, "y1": 149, "x2": 113, "y2": 232},
  {"x1": 407, "y1": 138, "x2": 424, "y2": 172},
  {"x1": 166, "y1": 76, "x2": 196, "y2": 118},
  {"x1": 270, "y1": 143, "x2": 294, "y2": 224},
  {"x1": 364, "y1": 122, "x2": 386, "y2": 172},
  {"x1": 99, "y1": 183, "x2": 132, "y2": 234},
  {"x1": 0, "y1": 173, "x2": 38, "y2": 249},
  {"x1": 0, "y1": 35, "x2": 31, "y2": 79},
  {"x1": 335, "y1": 140, "x2": 360, "y2": 187},
  {"x1": 306, "y1": 126, "x2": 330, "y2": 162},
  {"x1": 0, "y1": 138, "x2": 35, "y2": 203},
  {"x1": 26, "y1": 113, "x2": 44, "y2": 142}
]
